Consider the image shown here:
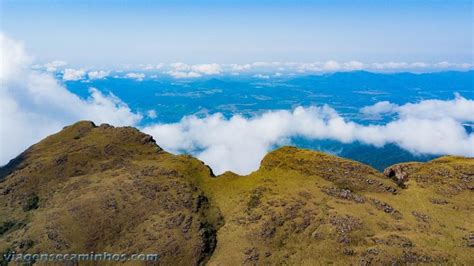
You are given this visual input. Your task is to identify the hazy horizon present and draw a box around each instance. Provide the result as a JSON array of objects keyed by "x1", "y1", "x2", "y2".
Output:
[{"x1": 1, "y1": 0, "x2": 472, "y2": 66}]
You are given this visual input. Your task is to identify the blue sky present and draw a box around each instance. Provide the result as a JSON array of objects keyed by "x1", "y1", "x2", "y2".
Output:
[{"x1": 1, "y1": 0, "x2": 472, "y2": 66}]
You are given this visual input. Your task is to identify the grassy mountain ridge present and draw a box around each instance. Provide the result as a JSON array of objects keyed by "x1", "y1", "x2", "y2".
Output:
[{"x1": 1, "y1": 121, "x2": 473, "y2": 265}]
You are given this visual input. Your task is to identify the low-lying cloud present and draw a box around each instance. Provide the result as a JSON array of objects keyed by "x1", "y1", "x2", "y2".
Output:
[
  {"x1": 62, "y1": 68, "x2": 86, "y2": 81},
  {"x1": 124, "y1": 72, "x2": 146, "y2": 81},
  {"x1": 162, "y1": 61, "x2": 472, "y2": 79},
  {"x1": 32, "y1": 60, "x2": 473, "y2": 81},
  {"x1": 144, "y1": 97, "x2": 474, "y2": 175},
  {"x1": 166, "y1": 63, "x2": 222, "y2": 78},
  {"x1": 88, "y1": 70, "x2": 110, "y2": 80},
  {"x1": 0, "y1": 33, "x2": 141, "y2": 164}
]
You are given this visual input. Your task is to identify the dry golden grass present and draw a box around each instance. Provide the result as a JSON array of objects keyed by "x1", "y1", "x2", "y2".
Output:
[{"x1": 1, "y1": 121, "x2": 473, "y2": 265}]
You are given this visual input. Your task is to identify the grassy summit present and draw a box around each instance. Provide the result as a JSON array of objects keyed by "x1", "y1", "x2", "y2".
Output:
[
  {"x1": 1, "y1": 121, "x2": 473, "y2": 265},
  {"x1": 0, "y1": 121, "x2": 219, "y2": 265}
]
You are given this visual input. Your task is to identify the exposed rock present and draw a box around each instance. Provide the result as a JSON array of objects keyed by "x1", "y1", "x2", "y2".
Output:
[
  {"x1": 140, "y1": 135, "x2": 156, "y2": 145},
  {"x1": 322, "y1": 187, "x2": 365, "y2": 203},
  {"x1": 259, "y1": 222, "x2": 276, "y2": 239},
  {"x1": 400, "y1": 250, "x2": 435, "y2": 263},
  {"x1": 330, "y1": 215, "x2": 362, "y2": 244},
  {"x1": 383, "y1": 164, "x2": 410, "y2": 187},
  {"x1": 373, "y1": 234, "x2": 413, "y2": 248},
  {"x1": 243, "y1": 247, "x2": 259, "y2": 264},
  {"x1": 370, "y1": 199, "x2": 402, "y2": 219},
  {"x1": 411, "y1": 211, "x2": 430, "y2": 223}
]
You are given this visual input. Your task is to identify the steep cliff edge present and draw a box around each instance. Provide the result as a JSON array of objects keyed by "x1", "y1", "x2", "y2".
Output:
[{"x1": 1, "y1": 121, "x2": 473, "y2": 265}]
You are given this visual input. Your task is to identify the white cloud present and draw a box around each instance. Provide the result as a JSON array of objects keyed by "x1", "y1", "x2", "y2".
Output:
[
  {"x1": 372, "y1": 62, "x2": 408, "y2": 70},
  {"x1": 344, "y1": 61, "x2": 364, "y2": 70},
  {"x1": 147, "y1": 110, "x2": 157, "y2": 119},
  {"x1": 230, "y1": 63, "x2": 252, "y2": 71},
  {"x1": 87, "y1": 70, "x2": 110, "y2": 80},
  {"x1": 434, "y1": 61, "x2": 453, "y2": 68},
  {"x1": 166, "y1": 63, "x2": 221, "y2": 78},
  {"x1": 125, "y1": 72, "x2": 145, "y2": 81},
  {"x1": 0, "y1": 35, "x2": 31, "y2": 82},
  {"x1": 296, "y1": 62, "x2": 322, "y2": 72},
  {"x1": 144, "y1": 96, "x2": 474, "y2": 175},
  {"x1": 52, "y1": 60, "x2": 473, "y2": 80},
  {"x1": 167, "y1": 71, "x2": 202, "y2": 78},
  {"x1": 323, "y1": 60, "x2": 341, "y2": 71},
  {"x1": 360, "y1": 101, "x2": 398, "y2": 115},
  {"x1": 63, "y1": 68, "x2": 86, "y2": 81},
  {"x1": 362, "y1": 94, "x2": 474, "y2": 121},
  {"x1": 223, "y1": 59, "x2": 472, "y2": 74},
  {"x1": 169, "y1": 62, "x2": 190, "y2": 71},
  {"x1": 44, "y1": 60, "x2": 67, "y2": 72},
  {"x1": 0, "y1": 33, "x2": 142, "y2": 165},
  {"x1": 191, "y1": 63, "x2": 221, "y2": 75}
]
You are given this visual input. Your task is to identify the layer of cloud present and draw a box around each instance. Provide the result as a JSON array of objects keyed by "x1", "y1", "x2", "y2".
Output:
[
  {"x1": 44, "y1": 60, "x2": 67, "y2": 72},
  {"x1": 144, "y1": 97, "x2": 474, "y2": 175},
  {"x1": 34, "y1": 60, "x2": 473, "y2": 81},
  {"x1": 161, "y1": 60, "x2": 473, "y2": 78},
  {"x1": 166, "y1": 63, "x2": 222, "y2": 78},
  {"x1": 167, "y1": 70, "x2": 202, "y2": 78},
  {"x1": 0, "y1": 33, "x2": 142, "y2": 165},
  {"x1": 125, "y1": 72, "x2": 145, "y2": 81},
  {"x1": 87, "y1": 70, "x2": 110, "y2": 80},
  {"x1": 62, "y1": 68, "x2": 86, "y2": 81},
  {"x1": 223, "y1": 60, "x2": 472, "y2": 75}
]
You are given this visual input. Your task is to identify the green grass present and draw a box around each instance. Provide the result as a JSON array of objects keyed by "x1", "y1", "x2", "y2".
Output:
[{"x1": 1, "y1": 121, "x2": 473, "y2": 265}]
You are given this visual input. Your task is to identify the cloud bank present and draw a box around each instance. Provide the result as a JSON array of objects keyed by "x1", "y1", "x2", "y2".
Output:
[
  {"x1": 166, "y1": 63, "x2": 222, "y2": 78},
  {"x1": 125, "y1": 72, "x2": 146, "y2": 81},
  {"x1": 163, "y1": 61, "x2": 471, "y2": 79},
  {"x1": 62, "y1": 68, "x2": 86, "y2": 81},
  {"x1": 143, "y1": 97, "x2": 474, "y2": 175},
  {"x1": 88, "y1": 70, "x2": 110, "y2": 80},
  {"x1": 31, "y1": 60, "x2": 473, "y2": 81},
  {"x1": 0, "y1": 33, "x2": 141, "y2": 164}
]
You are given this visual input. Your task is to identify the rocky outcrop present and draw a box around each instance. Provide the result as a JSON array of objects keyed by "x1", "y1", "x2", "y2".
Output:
[{"x1": 383, "y1": 163, "x2": 418, "y2": 187}]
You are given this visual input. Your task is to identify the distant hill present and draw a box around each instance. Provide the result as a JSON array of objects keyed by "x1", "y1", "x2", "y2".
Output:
[{"x1": 1, "y1": 121, "x2": 473, "y2": 264}]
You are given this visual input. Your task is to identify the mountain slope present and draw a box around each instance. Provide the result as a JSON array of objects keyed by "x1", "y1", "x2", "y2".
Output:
[
  {"x1": 199, "y1": 148, "x2": 473, "y2": 265},
  {"x1": 0, "y1": 121, "x2": 220, "y2": 265},
  {"x1": 1, "y1": 121, "x2": 473, "y2": 265}
]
